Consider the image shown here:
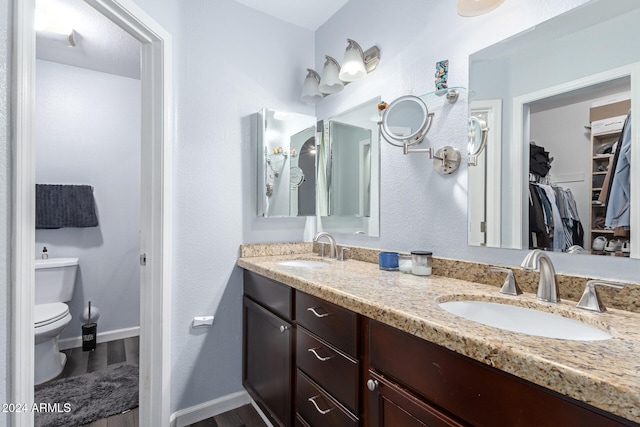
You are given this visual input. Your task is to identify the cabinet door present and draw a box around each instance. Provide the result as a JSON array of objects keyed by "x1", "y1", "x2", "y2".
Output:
[
  {"x1": 366, "y1": 371, "x2": 467, "y2": 427},
  {"x1": 243, "y1": 296, "x2": 293, "y2": 427}
]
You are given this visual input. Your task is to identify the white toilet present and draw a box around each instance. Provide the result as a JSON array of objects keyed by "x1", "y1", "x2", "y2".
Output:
[{"x1": 34, "y1": 257, "x2": 79, "y2": 385}]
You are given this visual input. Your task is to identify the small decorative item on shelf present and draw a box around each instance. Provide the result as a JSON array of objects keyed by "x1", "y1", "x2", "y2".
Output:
[
  {"x1": 289, "y1": 148, "x2": 297, "y2": 157},
  {"x1": 435, "y1": 59, "x2": 449, "y2": 91},
  {"x1": 377, "y1": 101, "x2": 388, "y2": 113}
]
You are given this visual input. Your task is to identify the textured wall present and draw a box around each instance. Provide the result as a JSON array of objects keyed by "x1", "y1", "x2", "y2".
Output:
[
  {"x1": 313, "y1": 0, "x2": 639, "y2": 282},
  {"x1": 169, "y1": 0, "x2": 315, "y2": 412},
  {"x1": 34, "y1": 60, "x2": 141, "y2": 341}
]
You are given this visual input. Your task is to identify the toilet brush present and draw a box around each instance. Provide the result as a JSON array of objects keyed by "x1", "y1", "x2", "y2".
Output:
[{"x1": 82, "y1": 301, "x2": 97, "y2": 351}]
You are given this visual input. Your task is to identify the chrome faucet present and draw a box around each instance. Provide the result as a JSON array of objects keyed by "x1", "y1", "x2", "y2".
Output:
[
  {"x1": 520, "y1": 249, "x2": 559, "y2": 303},
  {"x1": 313, "y1": 232, "x2": 337, "y2": 259}
]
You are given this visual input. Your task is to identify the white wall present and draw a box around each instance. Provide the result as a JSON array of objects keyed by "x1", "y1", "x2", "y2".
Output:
[
  {"x1": 0, "y1": 0, "x2": 9, "y2": 424},
  {"x1": 35, "y1": 60, "x2": 141, "y2": 341},
  {"x1": 168, "y1": 0, "x2": 315, "y2": 413}
]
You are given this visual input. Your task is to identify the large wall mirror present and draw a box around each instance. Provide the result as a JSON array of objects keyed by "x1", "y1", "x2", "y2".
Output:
[
  {"x1": 468, "y1": 0, "x2": 639, "y2": 259},
  {"x1": 319, "y1": 96, "x2": 381, "y2": 236},
  {"x1": 257, "y1": 108, "x2": 317, "y2": 217}
]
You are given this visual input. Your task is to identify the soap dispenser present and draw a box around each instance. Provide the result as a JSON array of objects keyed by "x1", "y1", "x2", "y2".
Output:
[{"x1": 41, "y1": 247, "x2": 49, "y2": 259}]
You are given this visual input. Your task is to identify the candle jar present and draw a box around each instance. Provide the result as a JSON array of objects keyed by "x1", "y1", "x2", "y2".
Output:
[
  {"x1": 398, "y1": 254, "x2": 412, "y2": 273},
  {"x1": 411, "y1": 251, "x2": 433, "y2": 276},
  {"x1": 378, "y1": 252, "x2": 399, "y2": 271}
]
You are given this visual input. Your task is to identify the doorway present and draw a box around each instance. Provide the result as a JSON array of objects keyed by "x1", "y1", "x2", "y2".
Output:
[{"x1": 11, "y1": 0, "x2": 172, "y2": 425}]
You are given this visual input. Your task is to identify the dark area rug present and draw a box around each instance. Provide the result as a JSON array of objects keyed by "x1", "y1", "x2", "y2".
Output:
[{"x1": 34, "y1": 363, "x2": 138, "y2": 427}]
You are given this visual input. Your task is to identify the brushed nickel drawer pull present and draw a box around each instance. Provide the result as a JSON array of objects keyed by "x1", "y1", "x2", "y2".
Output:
[
  {"x1": 308, "y1": 347, "x2": 334, "y2": 362},
  {"x1": 308, "y1": 395, "x2": 333, "y2": 415},
  {"x1": 307, "y1": 307, "x2": 330, "y2": 318}
]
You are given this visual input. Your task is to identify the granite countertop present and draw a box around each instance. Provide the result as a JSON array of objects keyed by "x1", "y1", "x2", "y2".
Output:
[{"x1": 237, "y1": 249, "x2": 640, "y2": 424}]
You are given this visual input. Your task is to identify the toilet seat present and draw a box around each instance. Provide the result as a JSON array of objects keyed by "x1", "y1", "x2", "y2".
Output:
[{"x1": 35, "y1": 303, "x2": 70, "y2": 328}]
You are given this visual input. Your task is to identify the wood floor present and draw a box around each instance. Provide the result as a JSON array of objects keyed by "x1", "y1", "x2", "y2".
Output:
[
  {"x1": 185, "y1": 404, "x2": 268, "y2": 427},
  {"x1": 48, "y1": 336, "x2": 266, "y2": 427}
]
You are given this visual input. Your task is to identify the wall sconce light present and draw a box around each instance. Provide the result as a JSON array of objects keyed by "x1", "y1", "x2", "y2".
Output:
[
  {"x1": 301, "y1": 39, "x2": 380, "y2": 103},
  {"x1": 339, "y1": 39, "x2": 379, "y2": 82},
  {"x1": 318, "y1": 56, "x2": 344, "y2": 94},
  {"x1": 301, "y1": 69, "x2": 324, "y2": 103},
  {"x1": 457, "y1": 0, "x2": 505, "y2": 16}
]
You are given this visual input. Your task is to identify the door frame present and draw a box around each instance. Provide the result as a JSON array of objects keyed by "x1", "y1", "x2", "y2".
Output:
[{"x1": 10, "y1": 0, "x2": 173, "y2": 425}]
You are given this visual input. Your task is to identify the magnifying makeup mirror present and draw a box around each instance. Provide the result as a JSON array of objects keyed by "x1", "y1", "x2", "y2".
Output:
[{"x1": 379, "y1": 95, "x2": 434, "y2": 148}]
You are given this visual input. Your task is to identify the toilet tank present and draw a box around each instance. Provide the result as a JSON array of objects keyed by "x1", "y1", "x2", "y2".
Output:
[{"x1": 35, "y1": 257, "x2": 79, "y2": 305}]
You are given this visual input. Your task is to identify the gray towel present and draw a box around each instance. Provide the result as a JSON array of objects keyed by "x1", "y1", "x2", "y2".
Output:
[{"x1": 36, "y1": 184, "x2": 99, "y2": 229}]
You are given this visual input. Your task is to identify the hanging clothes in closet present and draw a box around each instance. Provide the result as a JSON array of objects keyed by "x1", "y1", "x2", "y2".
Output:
[
  {"x1": 605, "y1": 111, "x2": 631, "y2": 236},
  {"x1": 529, "y1": 183, "x2": 584, "y2": 251},
  {"x1": 528, "y1": 142, "x2": 584, "y2": 251}
]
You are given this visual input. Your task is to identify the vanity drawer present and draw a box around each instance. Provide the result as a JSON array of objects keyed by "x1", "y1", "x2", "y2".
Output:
[
  {"x1": 244, "y1": 270, "x2": 292, "y2": 320},
  {"x1": 296, "y1": 370, "x2": 358, "y2": 427},
  {"x1": 296, "y1": 291, "x2": 358, "y2": 357},
  {"x1": 297, "y1": 327, "x2": 359, "y2": 414}
]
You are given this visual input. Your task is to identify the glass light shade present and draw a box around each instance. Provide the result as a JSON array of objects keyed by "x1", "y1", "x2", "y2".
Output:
[
  {"x1": 339, "y1": 47, "x2": 366, "y2": 82},
  {"x1": 457, "y1": 0, "x2": 505, "y2": 16},
  {"x1": 301, "y1": 71, "x2": 323, "y2": 103},
  {"x1": 318, "y1": 56, "x2": 344, "y2": 94}
]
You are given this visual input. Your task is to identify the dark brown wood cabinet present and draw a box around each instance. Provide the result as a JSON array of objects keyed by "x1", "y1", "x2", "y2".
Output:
[
  {"x1": 243, "y1": 271, "x2": 294, "y2": 427},
  {"x1": 366, "y1": 370, "x2": 466, "y2": 427},
  {"x1": 243, "y1": 270, "x2": 637, "y2": 427},
  {"x1": 295, "y1": 292, "x2": 361, "y2": 426},
  {"x1": 367, "y1": 319, "x2": 637, "y2": 427}
]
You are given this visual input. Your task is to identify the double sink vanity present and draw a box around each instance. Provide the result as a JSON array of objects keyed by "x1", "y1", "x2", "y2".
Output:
[{"x1": 238, "y1": 242, "x2": 640, "y2": 427}]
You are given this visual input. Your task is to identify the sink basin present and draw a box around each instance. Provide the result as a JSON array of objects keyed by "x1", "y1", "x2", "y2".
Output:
[
  {"x1": 277, "y1": 259, "x2": 328, "y2": 268},
  {"x1": 438, "y1": 300, "x2": 612, "y2": 341}
]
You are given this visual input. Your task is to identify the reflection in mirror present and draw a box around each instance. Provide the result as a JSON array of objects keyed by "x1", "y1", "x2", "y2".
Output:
[
  {"x1": 468, "y1": 100, "x2": 501, "y2": 248},
  {"x1": 467, "y1": 116, "x2": 488, "y2": 167},
  {"x1": 468, "y1": 0, "x2": 639, "y2": 258},
  {"x1": 257, "y1": 108, "x2": 317, "y2": 217},
  {"x1": 319, "y1": 97, "x2": 381, "y2": 236}
]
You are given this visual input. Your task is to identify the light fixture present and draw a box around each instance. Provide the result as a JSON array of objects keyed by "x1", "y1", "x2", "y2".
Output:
[
  {"x1": 36, "y1": 29, "x2": 78, "y2": 47},
  {"x1": 318, "y1": 56, "x2": 344, "y2": 94},
  {"x1": 301, "y1": 39, "x2": 380, "y2": 103},
  {"x1": 339, "y1": 39, "x2": 380, "y2": 82},
  {"x1": 339, "y1": 39, "x2": 366, "y2": 81},
  {"x1": 457, "y1": 0, "x2": 505, "y2": 17},
  {"x1": 301, "y1": 69, "x2": 324, "y2": 103}
]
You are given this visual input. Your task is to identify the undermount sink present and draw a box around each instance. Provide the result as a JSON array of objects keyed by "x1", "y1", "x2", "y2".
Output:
[
  {"x1": 277, "y1": 259, "x2": 328, "y2": 268},
  {"x1": 438, "y1": 300, "x2": 612, "y2": 341}
]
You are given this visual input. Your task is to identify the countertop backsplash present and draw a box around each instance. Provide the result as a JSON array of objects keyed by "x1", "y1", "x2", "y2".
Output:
[{"x1": 239, "y1": 242, "x2": 640, "y2": 314}]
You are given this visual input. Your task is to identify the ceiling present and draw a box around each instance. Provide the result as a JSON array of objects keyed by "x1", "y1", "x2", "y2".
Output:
[
  {"x1": 36, "y1": 0, "x2": 347, "y2": 79},
  {"x1": 233, "y1": 0, "x2": 349, "y2": 31},
  {"x1": 36, "y1": 0, "x2": 140, "y2": 79}
]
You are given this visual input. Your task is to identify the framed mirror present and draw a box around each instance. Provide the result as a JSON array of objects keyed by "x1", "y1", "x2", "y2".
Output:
[
  {"x1": 257, "y1": 108, "x2": 317, "y2": 217},
  {"x1": 468, "y1": 0, "x2": 639, "y2": 258},
  {"x1": 319, "y1": 96, "x2": 381, "y2": 236}
]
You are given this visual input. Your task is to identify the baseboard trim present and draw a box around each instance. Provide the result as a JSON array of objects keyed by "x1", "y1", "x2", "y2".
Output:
[
  {"x1": 169, "y1": 390, "x2": 254, "y2": 427},
  {"x1": 58, "y1": 326, "x2": 140, "y2": 350}
]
